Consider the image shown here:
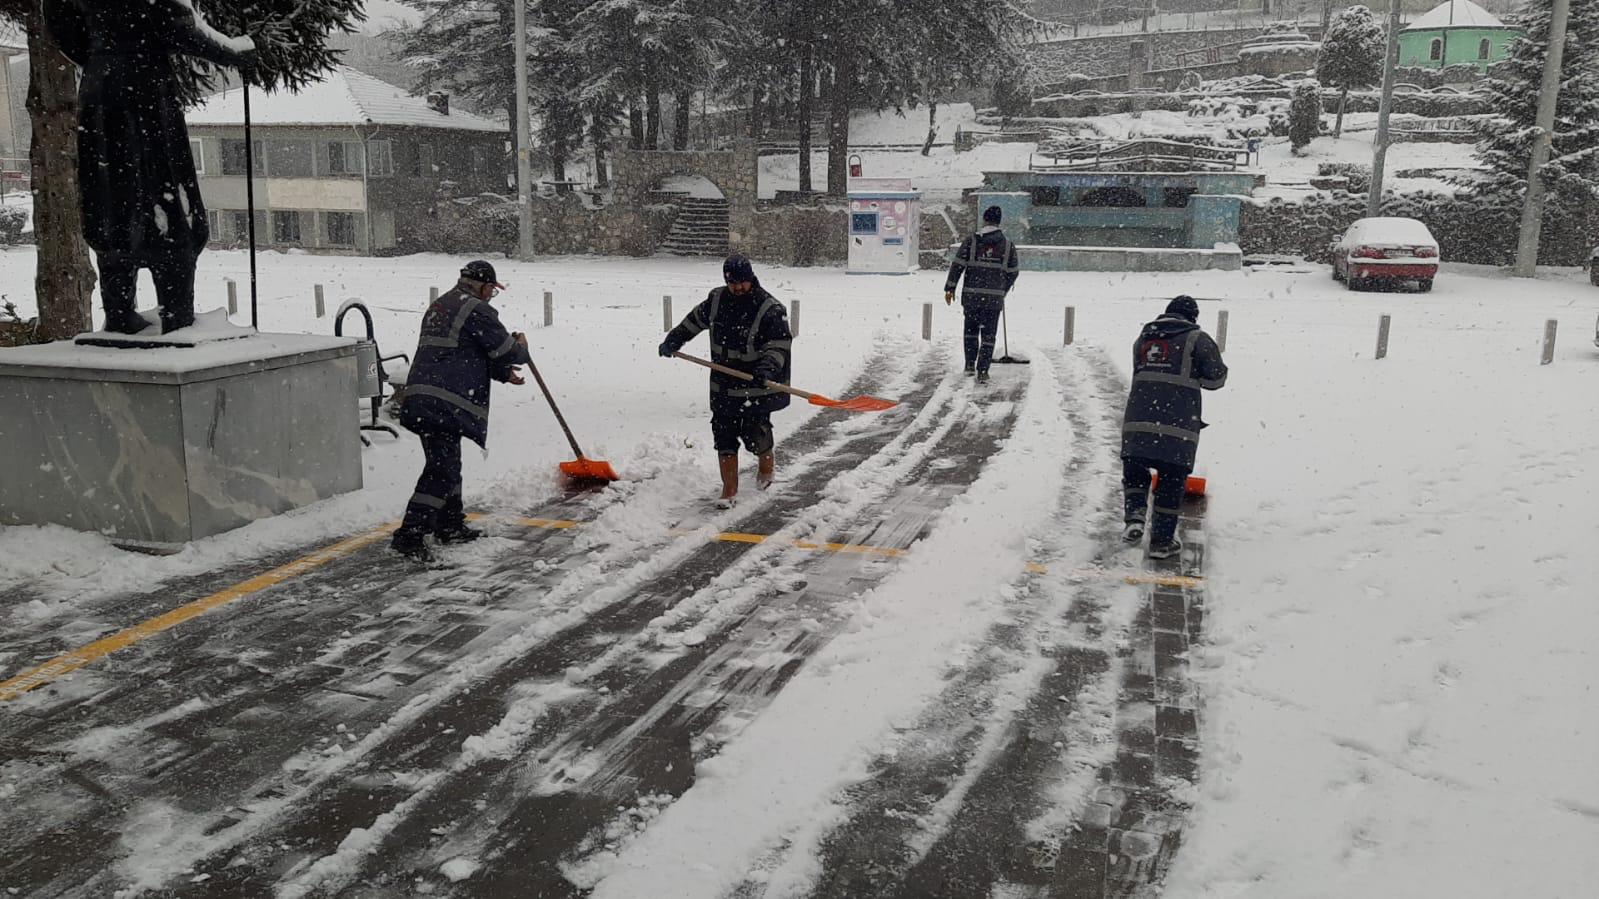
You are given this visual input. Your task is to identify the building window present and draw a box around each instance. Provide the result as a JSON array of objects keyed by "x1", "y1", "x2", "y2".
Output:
[
  {"x1": 220, "y1": 138, "x2": 264, "y2": 176},
  {"x1": 367, "y1": 139, "x2": 394, "y2": 177},
  {"x1": 265, "y1": 140, "x2": 313, "y2": 177},
  {"x1": 325, "y1": 211, "x2": 357, "y2": 246},
  {"x1": 417, "y1": 142, "x2": 434, "y2": 177},
  {"x1": 229, "y1": 210, "x2": 251, "y2": 241},
  {"x1": 190, "y1": 138, "x2": 205, "y2": 175},
  {"x1": 328, "y1": 140, "x2": 364, "y2": 175},
  {"x1": 272, "y1": 210, "x2": 302, "y2": 244},
  {"x1": 1479, "y1": 38, "x2": 1492, "y2": 60},
  {"x1": 1429, "y1": 39, "x2": 1443, "y2": 61}
]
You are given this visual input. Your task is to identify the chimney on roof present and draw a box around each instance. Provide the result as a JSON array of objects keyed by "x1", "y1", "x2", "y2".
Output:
[{"x1": 427, "y1": 91, "x2": 450, "y2": 116}]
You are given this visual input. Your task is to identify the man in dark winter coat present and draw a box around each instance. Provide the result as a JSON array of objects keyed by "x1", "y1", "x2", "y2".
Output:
[
  {"x1": 1121, "y1": 296, "x2": 1227, "y2": 560},
  {"x1": 45, "y1": 0, "x2": 254, "y2": 335},
  {"x1": 659, "y1": 253, "x2": 793, "y2": 508},
  {"x1": 391, "y1": 260, "x2": 532, "y2": 562},
  {"x1": 944, "y1": 205, "x2": 1020, "y2": 383}
]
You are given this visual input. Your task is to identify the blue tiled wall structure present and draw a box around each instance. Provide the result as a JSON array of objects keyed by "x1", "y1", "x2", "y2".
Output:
[{"x1": 973, "y1": 171, "x2": 1254, "y2": 268}]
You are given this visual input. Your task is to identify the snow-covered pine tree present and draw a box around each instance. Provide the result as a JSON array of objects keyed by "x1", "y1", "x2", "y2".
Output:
[
  {"x1": 1289, "y1": 80, "x2": 1321, "y2": 154},
  {"x1": 1471, "y1": 0, "x2": 1599, "y2": 205},
  {"x1": 1317, "y1": 4, "x2": 1384, "y2": 138},
  {"x1": 187, "y1": 0, "x2": 367, "y2": 98}
]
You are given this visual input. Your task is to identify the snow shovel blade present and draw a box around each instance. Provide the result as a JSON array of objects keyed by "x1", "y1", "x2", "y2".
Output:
[
  {"x1": 807, "y1": 394, "x2": 899, "y2": 413},
  {"x1": 559, "y1": 457, "x2": 620, "y2": 483},
  {"x1": 1151, "y1": 472, "x2": 1208, "y2": 496}
]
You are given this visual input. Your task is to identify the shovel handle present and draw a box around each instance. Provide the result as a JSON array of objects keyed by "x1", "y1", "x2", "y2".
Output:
[
  {"x1": 671, "y1": 351, "x2": 817, "y2": 401},
  {"x1": 526, "y1": 358, "x2": 587, "y2": 459}
]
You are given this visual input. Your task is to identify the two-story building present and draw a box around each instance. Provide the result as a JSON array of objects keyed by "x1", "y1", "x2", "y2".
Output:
[{"x1": 186, "y1": 66, "x2": 507, "y2": 254}]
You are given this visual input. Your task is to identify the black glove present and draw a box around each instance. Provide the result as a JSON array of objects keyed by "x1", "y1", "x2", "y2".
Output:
[
  {"x1": 751, "y1": 366, "x2": 776, "y2": 389},
  {"x1": 658, "y1": 341, "x2": 675, "y2": 358}
]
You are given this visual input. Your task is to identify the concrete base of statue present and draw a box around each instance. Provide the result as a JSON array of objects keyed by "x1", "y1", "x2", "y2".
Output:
[{"x1": 0, "y1": 316, "x2": 363, "y2": 552}]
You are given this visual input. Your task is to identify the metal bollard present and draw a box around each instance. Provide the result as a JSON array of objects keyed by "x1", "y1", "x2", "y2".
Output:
[
  {"x1": 429, "y1": 286, "x2": 439, "y2": 303},
  {"x1": 543, "y1": 290, "x2": 553, "y2": 327},
  {"x1": 1064, "y1": 306, "x2": 1076, "y2": 346},
  {"x1": 922, "y1": 303, "x2": 933, "y2": 341},
  {"x1": 1217, "y1": 309, "x2": 1229, "y2": 352},
  {"x1": 1375, "y1": 314, "x2": 1391, "y2": 360},
  {"x1": 314, "y1": 284, "x2": 325, "y2": 318},
  {"x1": 1542, "y1": 319, "x2": 1558, "y2": 365},
  {"x1": 663, "y1": 295, "x2": 672, "y2": 332},
  {"x1": 226, "y1": 279, "x2": 237, "y2": 315},
  {"x1": 790, "y1": 299, "x2": 800, "y2": 337}
]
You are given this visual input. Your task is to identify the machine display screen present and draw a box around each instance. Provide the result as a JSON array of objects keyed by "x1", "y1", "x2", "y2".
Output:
[{"x1": 850, "y1": 212, "x2": 879, "y2": 235}]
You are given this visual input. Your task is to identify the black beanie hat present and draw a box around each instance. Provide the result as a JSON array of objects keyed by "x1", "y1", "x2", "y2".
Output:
[
  {"x1": 983, "y1": 205, "x2": 1002, "y2": 225},
  {"x1": 460, "y1": 259, "x2": 503, "y2": 287},
  {"x1": 1165, "y1": 295, "x2": 1200, "y2": 322},
  {"x1": 723, "y1": 253, "x2": 757, "y2": 284}
]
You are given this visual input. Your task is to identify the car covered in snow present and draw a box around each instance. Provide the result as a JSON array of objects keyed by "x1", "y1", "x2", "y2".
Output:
[{"x1": 1330, "y1": 217, "x2": 1440, "y2": 292}]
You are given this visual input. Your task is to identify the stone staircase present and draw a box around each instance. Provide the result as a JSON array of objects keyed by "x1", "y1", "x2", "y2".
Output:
[{"x1": 658, "y1": 195, "x2": 730, "y2": 257}]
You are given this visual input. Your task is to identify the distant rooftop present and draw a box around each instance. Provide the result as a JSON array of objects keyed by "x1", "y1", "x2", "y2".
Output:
[
  {"x1": 188, "y1": 66, "x2": 504, "y2": 133},
  {"x1": 1405, "y1": 0, "x2": 1507, "y2": 31}
]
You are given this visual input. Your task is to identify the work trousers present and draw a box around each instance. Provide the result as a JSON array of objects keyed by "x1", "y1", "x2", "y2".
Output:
[
  {"x1": 399, "y1": 431, "x2": 467, "y2": 537},
  {"x1": 962, "y1": 302, "x2": 1003, "y2": 372},
  {"x1": 1122, "y1": 455, "x2": 1191, "y2": 545},
  {"x1": 97, "y1": 251, "x2": 198, "y2": 334}
]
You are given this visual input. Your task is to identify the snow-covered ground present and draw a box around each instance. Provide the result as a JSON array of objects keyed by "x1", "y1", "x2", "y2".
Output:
[{"x1": 2, "y1": 244, "x2": 1596, "y2": 897}]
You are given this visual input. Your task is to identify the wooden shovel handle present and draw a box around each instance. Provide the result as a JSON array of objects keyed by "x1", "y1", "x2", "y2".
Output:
[{"x1": 672, "y1": 351, "x2": 816, "y2": 401}]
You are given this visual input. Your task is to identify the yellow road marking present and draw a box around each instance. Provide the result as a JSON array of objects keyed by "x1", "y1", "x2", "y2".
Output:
[
  {"x1": 0, "y1": 523, "x2": 398, "y2": 703},
  {"x1": 1, "y1": 515, "x2": 1200, "y2": 702}
]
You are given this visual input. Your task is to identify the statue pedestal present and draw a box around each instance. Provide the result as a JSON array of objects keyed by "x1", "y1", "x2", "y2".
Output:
[{"x1": 0, "y1": 332, "x2": 363, "y2": 553}]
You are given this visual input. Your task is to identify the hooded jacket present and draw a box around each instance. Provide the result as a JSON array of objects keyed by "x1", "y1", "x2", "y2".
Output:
[
  {"x1": 399, "y1": 282, "x2": 532, "y2": 446},
  {"x1": 662, "y1": 282, "x2": 793, "y2": 416},
  {"x1": 1120, "y1": 314, "x2": 1228, "y2": 469},
  {"x1": 945, "y1": 226, "x2": 1021, "y2": 308}
]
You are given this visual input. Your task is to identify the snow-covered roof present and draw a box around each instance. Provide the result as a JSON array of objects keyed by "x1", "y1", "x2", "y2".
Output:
[
  {"x1": 1405, "y1": 0, "x2": 1506, "y2": 31},
  {"x1": 187, "y1": 66, "x2": 504, "y2": 133}
]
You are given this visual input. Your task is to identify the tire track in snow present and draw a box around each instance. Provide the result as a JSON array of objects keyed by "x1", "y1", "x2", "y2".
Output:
[
  {"x1": 257, "y1": 353, "x2": 1022, "y2": 898},
  {"x1": 0, "y1": 345, "x2": 921, "y2": 898},
  {"x1": 724, "y1": 346, "x2": 1134, "y2": 899}
]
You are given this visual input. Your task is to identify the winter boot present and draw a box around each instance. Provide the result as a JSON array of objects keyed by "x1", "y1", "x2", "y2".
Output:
[
  {"x1": 436, "y1": 523, "x2": 483, "y2": 545},
  {"x1": 976, "y1": 370, "x2": 990, "y2": 384},
  {"x1": 391, "y1": 531, "x2": 435, "y2": 564},
  {"x1": 1147, "y1": 538, "x2": 1183, "y2": 561},
  {"x1": 1122, "y1": 521, "x2": 1145, "y2": 543},
  {"x1": 964, "y1": 364, "x2": 976, "y2": 376},
  {"x1": 756, "y1": 452, "x2": 775, "y2": 491}
]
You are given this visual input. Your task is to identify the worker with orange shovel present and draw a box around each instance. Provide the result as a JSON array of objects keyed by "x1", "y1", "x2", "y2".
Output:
[
  {"x1": 390, "y1": 260, "x2": 535, "y2": 563},
  {"x1": 659, "y1": 254, "x2": 796, "y2": 509}
]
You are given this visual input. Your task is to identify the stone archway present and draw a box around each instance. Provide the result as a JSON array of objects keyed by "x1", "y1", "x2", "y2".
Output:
[{"x1": 613, "y1": 140, "x2": 758, "y2": 249}]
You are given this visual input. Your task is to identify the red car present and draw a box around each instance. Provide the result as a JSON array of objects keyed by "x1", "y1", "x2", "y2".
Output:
[{"x1": 1330, "y1": 217, "x2": 1440, "y2": 292}]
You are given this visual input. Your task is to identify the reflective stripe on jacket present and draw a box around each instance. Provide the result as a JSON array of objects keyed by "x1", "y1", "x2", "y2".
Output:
[
  {"x1": 400, "y1": 283, "x2": 531, "y2": 446},
  {"x1": 663, "y1": 284, "x2": 793, "y2": 415},
  {"x1": 945, "y1": 226, "x2": 1021, "y2": 308},
  {"x1": 1120, "y1": 315, "x2": 1228, "y2": 469}
]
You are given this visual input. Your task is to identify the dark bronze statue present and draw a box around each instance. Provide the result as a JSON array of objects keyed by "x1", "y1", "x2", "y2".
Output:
[{"x1": 45, "y1": 0, "x2": 254, "y2": 335}]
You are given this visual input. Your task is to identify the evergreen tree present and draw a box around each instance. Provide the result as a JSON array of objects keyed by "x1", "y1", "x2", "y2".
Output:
[
  {"x1": 1317, "y1": 5, "x2": 1384, "y2": 139},
  {"x1": 1471, "y1": 0, "x2": 1599, "y2": 202},
  {"x1": 1289, "y1": 81, "x2": 1321, "y2": 154}
]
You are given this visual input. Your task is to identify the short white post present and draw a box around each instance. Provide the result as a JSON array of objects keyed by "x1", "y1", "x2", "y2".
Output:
[
  {"x1": 429, "y1": 286, "x2": 440, "y2": 303},
  {"x1": 314, "y1": 283, "x2": 325, "y2": 318},
  {"x1": 543, "y1": 290, "x2": 554, "y2": 327},
  {"x1": 922, "y1": 302, "x2": 933, "y2": 341},
  {"x1": 1064, "y1": 306, "x2": 1076, "y2": 346},
  {"x1": 1542, "y1": 319, "x2": 1558, "y2": 365},
  {"x1": 790, "y1": 299, "x2": 801, "y2": 337},
  {"x1": 663, "y1": 295, "x2": 673, "y2": 332},
  {"x1": 1375, "y1": 314, "x2": 1391, "y2": 360},
  {"x1": 226, "y1": 279, "x2": 237, "y2": 316},
  {"x1": 1217, "y1": 309, "x2": 1229, "y2": 352}
]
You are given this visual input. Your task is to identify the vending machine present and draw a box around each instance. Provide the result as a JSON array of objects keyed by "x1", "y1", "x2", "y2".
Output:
[{"x1": 847, "y1": 179, "x2": 921, "y2": 275}]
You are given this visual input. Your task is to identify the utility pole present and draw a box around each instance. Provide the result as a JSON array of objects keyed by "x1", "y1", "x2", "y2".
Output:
[
  {"x1": 1367, "y1": 0, "x2": 1401, "y2": 217},
  {"x1": 513, "y1": 0, "x2": 536, "y2": 261},
  {"x1": 1514, "y1": 0, "x2": 1572, "y2": 278}
]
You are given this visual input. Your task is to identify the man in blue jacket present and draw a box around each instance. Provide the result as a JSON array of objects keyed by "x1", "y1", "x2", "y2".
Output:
[
  {"x1": 659, "y1": 254, "x2": 793, "y2": 508},
  {"x1": 944, "y1": 205, "x2": 1021, "y2": 383},
  {"x1": 1121, "y1": 296, "x2": 1228, "y2": 560},
  {"x1": 392, "y1": 260, "x2": 532, "y2": 562}
]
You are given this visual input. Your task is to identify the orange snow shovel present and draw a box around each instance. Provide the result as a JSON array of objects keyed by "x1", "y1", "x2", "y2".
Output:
[
  {"x1": 526, "y1": 359, "x2": 619, "y2": 483},
  {"x1": 673, "y1": 352, "x2": 899, "y2": 413},
  {"x1": 1152, "y1": 471, "x2": 1208, "y2": 497}
]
